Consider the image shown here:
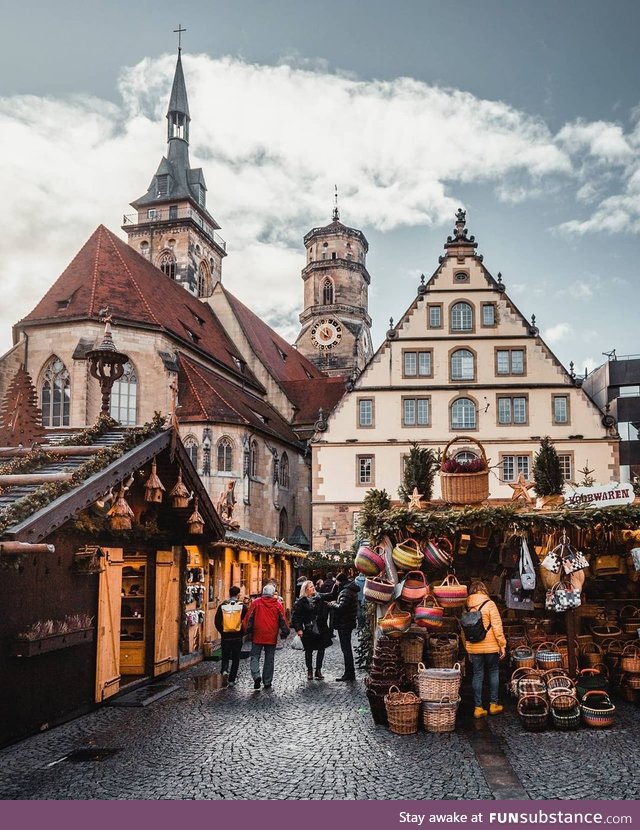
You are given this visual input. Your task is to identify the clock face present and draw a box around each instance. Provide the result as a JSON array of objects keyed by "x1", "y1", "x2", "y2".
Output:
[{"x1": 311, "y1": 318, "x2": 343, "y2": 350}]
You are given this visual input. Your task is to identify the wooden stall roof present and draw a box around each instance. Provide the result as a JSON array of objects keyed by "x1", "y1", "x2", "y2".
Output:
[{"x1": 213, "y1": 528, "x2": 308, "y2": 558}]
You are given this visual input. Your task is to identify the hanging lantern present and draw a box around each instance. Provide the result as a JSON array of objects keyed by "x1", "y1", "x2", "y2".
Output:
[
  {"x1": 170, "y1": 468, "x2": 190, "y2": 508},
  {"x1": 187, "y1": 498, "x2": 205, "y2": 535},
  {"x1": 107, "y1": 486, "x2": 134, "y2": 531},
  {"x1": 144, "y1": 458, "x2": 165, "y2": 503}
]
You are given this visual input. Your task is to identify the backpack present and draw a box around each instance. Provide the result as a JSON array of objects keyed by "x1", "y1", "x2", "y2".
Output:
[
  {"x1": 461, "y1": 600, "x2": 491, "y2": 643},
  {"x1": 220, "y1": 600, "x2": 243, "y2": 633}
]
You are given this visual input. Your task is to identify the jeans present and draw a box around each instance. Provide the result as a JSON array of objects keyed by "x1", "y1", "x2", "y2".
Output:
[
  {"x1": 221, "y1": 638, "x2": 242, "y2": 682},
  {"x1": 470, "y1": 652, "x2": 500, "y2": 707},
  {"x1": 338, "y1": 628, "x2": 355, "y2": 678},
  {"x1": 250, "y1": 643, "x2": 276, "y2": 686},
  {"x1": 304, "y1": 647, "x2": 325, "y2": 672}
]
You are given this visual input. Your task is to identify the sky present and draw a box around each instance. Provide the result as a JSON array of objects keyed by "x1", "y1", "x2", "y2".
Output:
[{"x1": 1, "y1": 0, "x2": 639, "y2": 375}]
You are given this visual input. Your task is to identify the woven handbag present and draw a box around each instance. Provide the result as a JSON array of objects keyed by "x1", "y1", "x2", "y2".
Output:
[
  {"x1": 363, "y1": 574, "x2": 395, "y2": 604},
  {"x1": 423, "y1": 538, "x2": 454, "y2": 569},
  {"x1": 561, "y1": 545, "x2": 590, "y2": 575},
  {"x1": 391, "y1": 538, "x2": 424, "y2": 571},
  {"x1": 414, "y1": 595, "x2": 444, "y2": 629},
  {"x1": 432, "y1": 574, "x2": 468, "y2": 608},
  {"x1": 377, "y1": 601, "x2": 412, "y2": 637},
  {"x1": 593, "y1": 554, "x2": 626, "y2": 576},
  {"x1": 355, "y1": 544, "x2": 386, "y2": 577},
  {"x1": 400, "y1": 570, "x2": 429, "y2": 603}
]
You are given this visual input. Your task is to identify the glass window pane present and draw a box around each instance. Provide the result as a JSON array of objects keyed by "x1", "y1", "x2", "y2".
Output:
[
  {"x1": 451, "y1": 399, "x2": 476, "y2": 430},
  {"x1": 513, "y1": 397, "x2": 527, "y2": 423},
  {"x1": 558, "y1": 454, "x2": 571, "y2": 480},
  {"x1": 517, "y1": 456, "x2": 530, "y2": 478},
  {"x1": 451, "y1": 349, "x2": 474, "y2": 380},
  {"x1": 359, "y1": 457, "x2": 372, "y2": 484},
  {"x1": 404, "y1": 352, "x2": 417, "y2": 376},
  {"x1": 482, "y1": 304, "x2": 495, "y2": 326},
  {"x1": 554, "y1": 396, "x2": 568, "y2": 423},
  {"x1": 417, "y1": 398, "x2": 429, "y2": 425},
  {"x1": 359, "y1": 399, "x2": 373, "y2": 426},
  {"x1": 403, "y1": 399, "x2": 416, "y2": 425},
  {"x1": 498, "y1": 398, "x2": 511, "y2": 424},
  {"x1": 496, "y1": 351, "x2": 509, "y2": 374},
  {"x1": 418, "y1": 352, "x2": 431, "y2": 376},
  {"x1": 503, "y1": 456, "x2": 515, "y2": 481},
  {"x1": 451, "y1": 302, "x2": 472, "y2": 331},
  {"x1": 429, "y1": 306, "x2": 441, "y2": 327},
  {"x1": 511, "y1": 350, "x2": 524, "y2": 374}
]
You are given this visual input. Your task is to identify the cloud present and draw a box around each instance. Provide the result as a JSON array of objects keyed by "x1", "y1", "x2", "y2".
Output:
[{"x1": 543, "y1": 322, "x2": 573, "y2": 343}]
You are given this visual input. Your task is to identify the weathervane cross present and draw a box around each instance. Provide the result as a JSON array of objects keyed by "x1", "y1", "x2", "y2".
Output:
[{"x1": 174, "y1": 24, "x2": 187, "y2": 51}]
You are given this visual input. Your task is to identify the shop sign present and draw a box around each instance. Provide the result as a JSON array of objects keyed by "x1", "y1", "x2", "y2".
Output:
[{"x1": 564, "y1": 482, "x2": 635, "y2": 509}]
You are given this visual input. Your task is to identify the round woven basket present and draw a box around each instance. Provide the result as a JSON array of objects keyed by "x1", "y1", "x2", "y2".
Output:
[
  {"x1": 517, "y1": 693, "x2": 549, "y2": 732},
  {"x1": 512, "y1": 646, "x2": 535, "y2": 669},
  {"x1": 581, "y1": 691, "x2": 615, "y2": 728},
  {"x1": 439, "y1": 436, "x2": 489, "y2": 504},
  {"x1": 384, "y1": 685, "x2": 421, "y2": 735},
  {"x1": 400, "y1": 636, "x2": 425, "y2": 665},
  {"x1": 551, "y1": 704, "x2": 581, "y2": 731},
  {"x1": 422, "y1": 696, "x2": 460, "y2": 733},
  {"x1": 416, "y1": 662, "x2": 462, "y2": 701},
  {"x1": 621, "y1": 644, "x2": 640, "y2": 673}
]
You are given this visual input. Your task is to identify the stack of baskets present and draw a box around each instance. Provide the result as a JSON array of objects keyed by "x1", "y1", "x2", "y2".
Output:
[
  {"x1": 509, "y1": 666, "x2": 582, "y2": 732},
  {"x1": 426, "y1": 632, "x2": 460, "y2": 669},
  {"x1": 400, "y1": 635, "x2": 426, "y2": 686},
  {"x1": 416, "y1": 662, "x2": 462, "y2": 733},
  {"x1": 384, "y1": 685, "x2": 422, "y2": 735},
  {"x1": 365, "y1": 636, "x2": 404, "y2": 725},
  {"x1": 620, "y1": 642, "x2": 640, "y2": 699},
  {"x1": 547, "y1": 675, "x2": 580, "y2": 730}
]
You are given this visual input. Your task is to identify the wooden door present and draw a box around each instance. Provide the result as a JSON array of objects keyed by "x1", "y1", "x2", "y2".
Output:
[
  {"x1": 95, "y1": 547, "x2": 123, "y2": 702},
  {"x1": 154, "y1": 549, "x2": 180, "y2": 676}
]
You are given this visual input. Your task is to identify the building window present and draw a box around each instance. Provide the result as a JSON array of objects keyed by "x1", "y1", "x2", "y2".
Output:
[
  {"x1": 110, "y1": 361, "x2": 137, "y2": 426},
  {"x1": 497, "y1": 396, "x2": 528, "y2": 425},
  {"x1": 403, "y1": 350, "x2": 432, "y2": 377},
  {"x1": 147, "y1": 209, "x2": 157, "y2": 220},
  {"x1": 451, "y1": 398, "x2": 476, "y2": 430},
  {"x1": 198, "y1": 261, "x2": 213, "y2": 298},
  {"x1": 450, "y1": 349, "x2": 475, "y2": 381},
  {"x1": 251, "y1": 440, "x2": 259, "y2": 477},
  {"x1": 184, "y1": 437, "x2": 199, "y2": 469},
  {"x1": 455, "y1": 450, "x2": 479, "y2": 465},
  {"x1": 169, "y1": 204, "x2": 178, "y2": 220},
  {"x1": 558, "y1": 453, "x2": 572, "y2": 481},
  {"x1": 357, "y1": 398, "x2": 374, "y2": 428},
  {"x1": 402, "y1": 397, "x2": 430, "y2": 426},
  {"x1": 159, "y1": 250, "x2": 177, "y2": 280},
  {"x1": 428, "y1": 304, "x2": 442, "y2": 328},
  {"x1": 451, "y1": 302, "x2": 473, "y2": 332},
  {"x1": 454, "y1": 271, "x2": 470, "y2": 284},
  {"x1": 357, "y1": 455, "x2": 374, "y2": 486},
  {"x1": 482, "y1": 303, "x2": 496, "y2": 326},
  {"x1": 217, "y1": 437, "x2": 233, "y2": 473},
  {"x1": 331, "y1": 252, "x2": 337, "y2": 260},
  {"x1": 279, "y1": 452, "x2": 290, "y2": 489},
  {"x1": 140, "y1": 241, "x2": 150, "y2": 258},
  {"x1": 322, "y1": 278, "x2": 334, "y2": 305},
  {"x1": 41, "y1": 356, "x2": 71, "y2": 427},
  {"x1": 352, "y1": 511, "x2": 361, "y2": 532},
  {"x1": 278, "y1": 508, "x2": 289, "y2": 542},
  {"x1": 157, "y1": 175, "x2": 168, "y2": 197},
  {"x1": 553, "y1": 395, "x2": 570, "y2": 424},
  {"x1": 501, "y1": 455, "x2": 531, "y2": 482},
  {"x1": 496, "y1": 348, "x2": 525, "y2": 375}
]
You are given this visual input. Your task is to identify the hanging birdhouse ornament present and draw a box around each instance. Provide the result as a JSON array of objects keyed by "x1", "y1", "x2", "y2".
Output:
[
  {"x1": 107, "y1": 486, "x2": 135, "y2": 531},
  {"x1": 144, "y1": 458, "x2": 165, "y2": 503},
  {"x1": 187, "y1": 497, "x2": 205, "y2": 535},
  {"x1": 170, "y1": 468, "x2": 190, "y2": 508}
]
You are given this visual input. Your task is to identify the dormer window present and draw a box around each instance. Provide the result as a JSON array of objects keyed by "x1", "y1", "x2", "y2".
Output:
[{"x1": 157, "y1": 175, "x2": 169, "y2": 197}]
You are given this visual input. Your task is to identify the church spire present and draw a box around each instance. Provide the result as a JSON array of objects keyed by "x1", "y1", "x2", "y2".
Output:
[{"x1": 167, "y1": 49, "x2": 190, "y2": 145}]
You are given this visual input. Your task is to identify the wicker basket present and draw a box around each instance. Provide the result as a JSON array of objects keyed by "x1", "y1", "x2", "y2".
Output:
[
  {"x1": 426, "y1": 633, "x2": 459, "y2": 668},
  {"x1": 364, "y1": 574, "x2": 395, "y2": 604},
  {"x1": 580, "y1": 641, "x2": 604, "y2": 668},
  {"x1": 432, "y1": 574, "x2": 468, "y2": 608},
  {"x1": 400, "y1": 636, "x2": 425, "y2": 665},
  {"x1": 620, "y1": 606, "x2": 640, "y2": 634},
  {"x1": 517, "y1": 693, "x2": 549, "y2": 732},
  {"x1": 422, "y1": 696, "x2": 460, "y2": 733},
  {"x1": 414, "y1": 596, "x2": 444, "y2": 629},
  {"x1": 416, "y1": 662, "x2": 462, "y2": 701},
  {"x1": 440, "y1": 436, "x2": 490, "y2": 504},
  {"x1": 581, "y1": 691, "x2": 616, "y2": 728},
  {"x1": 535, "y1": 643, "x2": 563, "y2": 670},
  {"x1": 384, "y1": 685, "x2": 421, "y2": 735},
  {"x1": 547, "y1": 678, "x2": 578, "y2": 712},
  {"x1": 378, "y1": 602, "x2": 412, "y2": 637},
  {"x1": 623, "y1": 673, "x2": 640, "y2": 690},
  {"x1": 591, "y1": 624, "x2": 623, "y2": 645},
  {"x1": 512, "y1": 646, "x2": 535, "y2": 669},
  {"x1": 551, "y1": 703, "x2": 581, "y2": 731},
  {"x1": 517, "y1": 676, "x2": 547, "y2": 700},
  {"x1": 508, "y1": 667, "x2": 540, "y2": 699},
  {"x1": 621, "y1": 643, "x2": 640, "y2": 673}
]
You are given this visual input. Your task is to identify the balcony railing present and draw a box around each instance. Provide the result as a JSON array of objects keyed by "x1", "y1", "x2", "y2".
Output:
[{"x1": 123, "y1": 207, "x2": 226, "y2": 252}]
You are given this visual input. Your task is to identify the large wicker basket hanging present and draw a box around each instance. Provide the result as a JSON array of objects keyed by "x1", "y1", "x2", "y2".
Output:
[{"x1": 440, "y1": 436, "x2": 490, "y2": 505}]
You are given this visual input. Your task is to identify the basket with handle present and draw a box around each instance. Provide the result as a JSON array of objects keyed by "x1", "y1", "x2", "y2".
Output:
[
  {"x1": 517, "y1": 674, "x2": 547, "y2": 700},
  {"x1": 517, "y1": 693, "x2": 549, "y2": 732},
  {"x1": 384, "y1": 685, "x2": 421, "y2": 735},
  {"x1": 414, "y1": 595, "x2": 444, "y2": 629},
  {"x1": 579, "y1": 640, "x2": 603, "y2": 668},
  {"x1": 377, "y1": 602, "x2": 412, "y2": 637},
  {"x1": 551, "y1": 702, "x2": 581, "y2": 731},
  {"x1": 355, "y1": 544, "x2": 386, "y2": 577},
  {"x1": 553, "y1": 637, "x2": 572, "y2": 670},
  {"x1": 535, "y1": 642, "x2": 563, "y2": 670},
  {"x1": 620, "y1": 643, "x2": 640, "y2": 674},
  {"x1": 547, "y1": 677, "x2": 578, "y2": 711},
  {"x1": 624, "y1": 672, "x2": 640, "y2": 690},
  {"x1": 575, "y1": 667, "x2": 609, "y2": 700},
  {"x1": 421, "y1": 695, "x2": 460, "y2": 733},
  {"x1": 590, "y1": 624, "x2": 623, "y2": 645},
  {"x1": 508, "y1": 667, "x2": 539, "y2": 699},
  {"x1": 605, "y1": 639, "x2": 625, "y2": 672},
  {"x1": 427, "y1": 632, "x2": 459, "y2": 668},
  {"x1": 511, "y1": 646, "x2": 535, "y2": 669},
  {"x1": 620, "y1": 605, "x2": 640, "y2": 635},
  {"x1": 400, "y1": 570, "x2": 429, "y2": 603},
  {"x1": 440, "y1": 436, "x2": 490, "y2": 504},
  {"x1": 391, "y1": 538, "x2": 424, "y2": 571},
  {"x1": 581, "y1": 690, "x2": 616, "y2": 728},
  {"x1": 400, "y1": 635, "x2": 425, "y2": 665},
  {"x1": 432, "y1": 574, "x2": 468, "y2": 608},
  {"x1": 364, "y1": 574, "x2": 395, "y2": 604},
  {"x1": 423, "y1": 538, "x2": 454, "y2": 569},
  {"x1": 416, "y1": 662, "x2": 462, "y2": 701}
]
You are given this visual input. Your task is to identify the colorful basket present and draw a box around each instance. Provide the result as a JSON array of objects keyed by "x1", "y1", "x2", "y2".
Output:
[
  {"x1": 416, "y1": 662, "x2": 462, "y2": 702},
  {"x1": 551, "y1": 703, "x2": 581, "y2": 731},
  {"x1": 384, "y1": 685, "x2": 421, "y2": 735},
  {"x1": 547, "y1": 678, "x2": 578, "y2": 712},
  {"x1": 391, "y1": 538, "x2": 424, "y2": 571},
  {"x1": 581, "y1": 691, "x2": 616, "y2": 728},
  {"x1": 440, "y1": 436, "x2": 490, "y2": 505},
  {"x1": 421, "y1": 696, "x2": 459, "y2": 733},
  {"x1": 535, "y1": 643, "x2": 563, "y2": 670},
  {"x1": 377, "y1": 602, "x2": 412, "y2": 637},
  {"x1": 575, "y1": 668, "x2": 609, "y2": 700},
  {"x1": 517, "y1": 693, "x2": 549, "y2": 732},
  {"x1": 414, "y1": 595, "x2": 444, "y2": 629},
  {"x1": 432, "y1": 574, "x2": 468, "y2": 608},
  {"x1": 423, "y1": 538, "x2": 454, "y2": 569},
  {"x1": 355, "y1": 544, "x2": 386, "y2": 577},
  {"x1": 400, "y1": 570, "x2": 429, "y2": 603},
  {"x1": 363, "y1": 574, "x2": 395, "y2": 604},
  {"x1": 508, "y1": 668, "x2": 539, "y2": 699},
  {"x1": 517, "y1": 676, "x2": 547, "y2": 700}
]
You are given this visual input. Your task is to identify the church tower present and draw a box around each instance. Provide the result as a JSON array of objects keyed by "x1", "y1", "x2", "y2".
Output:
[
  {"x1": 122, "y1": 46, "x2": 226, "y2": 298},
  {"x1": 295, "y1": 197, "x2": 373, "y2": 378}
]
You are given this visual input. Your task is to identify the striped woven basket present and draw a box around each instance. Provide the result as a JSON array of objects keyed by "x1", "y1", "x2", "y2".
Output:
[
  {"x1": 581, "y1": 691, "x2": 616, "y2": 728},
  {"x1": 414, "y1": 595, "x2": 444, "y2": 629},
  {"x1": 432, "y1": 574, "x2": 468, "y2": 608},
  {"x1": 355, "y1": 544, "x2": 386, "y2": 577},
  {"x1": 517, "y1": 694, "x2": 549, "y2": 732},
  {"x1": 551, "y1": 703, "x2": 581, "y2": 731},
  {"x1": 508, "y1": 668, "x2": 541, "y2": 699},
  {"x1": 364, "y1": 575, "x2": 395, "y2": 604}
]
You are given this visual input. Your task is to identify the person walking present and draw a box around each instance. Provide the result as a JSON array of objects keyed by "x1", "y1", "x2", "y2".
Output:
[
  {"x1": 329, "y1": 574, "x2": 360, "y2": 681},
  {"x1": 214, "y1": 585, "x2": 247, "y2": 686},
  {"x1": 292, "y1": 580, "x2": 334, "y2": 680},
  {"x1": 245, "y1": 584, "x2": 290, "y2": 691},
  {"x1": 463, "y1": 580, "x2": 507, "y2": 718}
]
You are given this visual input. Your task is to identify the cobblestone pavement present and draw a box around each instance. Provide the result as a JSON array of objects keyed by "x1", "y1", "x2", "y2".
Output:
[{"x1": 0, "y1": 639, "x2": 638, "y2": 801}]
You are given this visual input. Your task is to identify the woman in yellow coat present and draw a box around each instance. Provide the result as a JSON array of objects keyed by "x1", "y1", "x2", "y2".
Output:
[{"x1": 463, "y1": 581, "x2": 507, "y2": 718}]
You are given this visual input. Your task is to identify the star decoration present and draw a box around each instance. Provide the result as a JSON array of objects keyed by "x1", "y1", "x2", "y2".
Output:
[
  {"x1": 408, "y1": 487, "x2": 425, "y2": 510},
  {"x1": 509, "y1": 473, "x2": 535, "y2": 504}
]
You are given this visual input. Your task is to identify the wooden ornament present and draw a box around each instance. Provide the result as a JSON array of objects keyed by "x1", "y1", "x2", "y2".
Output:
[
  {"x1": 187, "y1": 498, "x2": 205, "y2": 535},
  {"x1": 407, "y1": 487, "x2": 425, "y2": 510},
  {"x1": 509, "y1": 472, "x2": 535, "y2": 505},
  {"x1": 0, "y1": 365, "x2": 46, "y2": 447},
  {"x1": 107, "y1": 486, "x2": 134, "y2": 530},
  {"x1": 144, "y1": 459, "x2": 165, "y2": 503},
  {"x1": 170, "y1": 468, "x2": 190, "y2": 508}
]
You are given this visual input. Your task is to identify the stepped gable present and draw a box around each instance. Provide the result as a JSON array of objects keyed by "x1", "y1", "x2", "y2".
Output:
[
  {"x1": 19, "y1": 226, "x2": 261, "y2": 390},
  {"x1": 280, "y1": 377, "x2": 346, "y2": 427},
  {"x1": 178, "y1": 354, "x2": 300, "y2": 448}
]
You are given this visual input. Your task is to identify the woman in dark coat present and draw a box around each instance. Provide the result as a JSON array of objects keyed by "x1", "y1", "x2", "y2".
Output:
[{"x1": 291, "y1": 580, "x2": 334, "y2": 680}]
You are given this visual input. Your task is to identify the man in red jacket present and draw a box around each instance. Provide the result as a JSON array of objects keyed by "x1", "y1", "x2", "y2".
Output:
[{"x1": 245, "y1": 584, "x2": 290, "y2": 690}]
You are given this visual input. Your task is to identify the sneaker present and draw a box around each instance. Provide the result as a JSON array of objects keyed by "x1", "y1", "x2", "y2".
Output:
[
  {"x1": 315, "y1": 671, "x2": 324, "y2": 680},
  {"x1": 489, "y1": 703, "x2": 503, "y2": 715},
  {"x1": 473, "y1": 707, "x2": 488, "y2": 719},
  {"x1": 221, "y1": 672, "x2": 229, "y2": 687},
  {"x1": 253, "y1": 678, "x2": 261, "y2": 690}
]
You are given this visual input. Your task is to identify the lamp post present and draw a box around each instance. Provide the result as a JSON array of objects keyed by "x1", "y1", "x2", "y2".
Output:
[{"x1": 86, "y1": 314, "x2": 129, "y2": 416}]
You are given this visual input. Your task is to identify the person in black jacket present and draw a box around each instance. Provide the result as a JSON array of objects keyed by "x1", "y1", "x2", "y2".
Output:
[
  {"x1": 214, "y1": 586, "x2": 248, "y2": 686},
  {"x1": 291, "y1": 580, "x2": 335, "y2": 680},
  {"x1": 329, "y1": 576, "x2": 360, "y2": 681}
]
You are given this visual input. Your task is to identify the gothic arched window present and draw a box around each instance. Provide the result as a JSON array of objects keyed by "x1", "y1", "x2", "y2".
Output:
[
  {"x1": 322, "y1": 278, "x2": 334, "y2": 305},
  {"x1": 450, "y1": 398, "x2": 476, "y2": 431},
  {"x1": 450, "y1": 349, "x2": 475, "y2": 381},
  {"x1": 451, "y1": 302, "x2": 473, "y2": 332},
  {"x1": 251, "y1": 440, "x2": 259, "y2": 477},
  {"x1": 41, "y1": 356, "x2": 71, "y2": 427},
  {"x1": 184, "y1": 436, "x2": 199, "y2": 470},
  {"x1": 217, "y1": 437, "x2": 233, "y2": 473},
  {"x1": 198, "y1": 261, "x2": 213, "y2": 298},
  {"x1": 110, "y1": 361, "x2": 138, "y2": 425},
  {"x1": 159, "y1": 250, "x2": 177, "y2": 280},
  {"x1": 278, "y1": 507, "x2": 289, "y2": 542},
  {"x1": 279, "y1": 452, "x2": 290, "y2": 489}
]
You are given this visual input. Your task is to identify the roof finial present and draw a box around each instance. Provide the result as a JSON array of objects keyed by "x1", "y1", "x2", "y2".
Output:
[
  {"x1": 332, "y1": 184, "x2": 340, "y2": 222},
  {"x1": 173, "y1": 23, "x2": 187, "y2": 53}
]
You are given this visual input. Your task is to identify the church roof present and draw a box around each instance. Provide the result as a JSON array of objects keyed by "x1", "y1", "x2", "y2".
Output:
[
  {"x1": 280, "y1": 377, "x2": 346, "y2": 427},
  {"x1": 167, "y1": 51, "x2": 190, "y2": 118},
  {"x1": 178, "y1": 354, "x2": 302, "y2": 448},
  {"x1": 303, "y1": 218, "x2": 369, "y2": 251},
  {"x1": 18, "y1": 225, "x2": 263, "y2": 392}
]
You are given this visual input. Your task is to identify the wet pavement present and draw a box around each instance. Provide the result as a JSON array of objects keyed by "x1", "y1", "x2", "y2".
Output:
[{"x1": 0, "y1": 637, "x2": 638, "y2": 800}]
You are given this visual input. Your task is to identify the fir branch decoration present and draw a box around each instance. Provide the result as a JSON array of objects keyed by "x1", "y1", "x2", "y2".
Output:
[
  {"x1": 399, "y1": 442, "x2": 438, "y2": 502},
  {"x1": 533, "y1": 436, "x2": 565, "y2": 497}
]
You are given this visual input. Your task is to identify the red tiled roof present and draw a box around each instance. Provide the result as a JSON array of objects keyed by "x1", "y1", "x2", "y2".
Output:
[
  {"x1": 19, "y1": 225, "x2": 262, "y2": 391},
  {"x1": 178, "y1": 354, "x2": 300, "y2": 447},
  {"x1": 280, "y1": 377, "x2": 346, "y2": 426}
]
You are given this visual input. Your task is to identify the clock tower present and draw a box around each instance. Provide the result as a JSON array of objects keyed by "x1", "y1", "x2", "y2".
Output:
[{"x1": 295, "y1": 201, "x2": 372, "y2": 378}]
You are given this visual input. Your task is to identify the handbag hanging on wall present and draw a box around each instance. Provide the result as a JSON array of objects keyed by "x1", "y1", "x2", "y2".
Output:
[
  {"x1": 519, "y1": 538, "x2": 537, "y2": 591},
  {"x1": 505, "y1": 578, "x2": 535, "y2": 612}
]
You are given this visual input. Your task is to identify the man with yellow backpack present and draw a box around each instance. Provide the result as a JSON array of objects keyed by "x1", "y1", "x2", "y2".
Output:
[{"x1": 214, "y1": 586, "x2": 248, "y2": 686}]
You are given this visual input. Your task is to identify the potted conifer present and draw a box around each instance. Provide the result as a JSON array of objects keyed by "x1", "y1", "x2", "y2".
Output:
[
  {"x1": 533, "y1": 436, "x2": 565, "y2": 509},
  {"x1": 399, "y1": 441, "x2": 439, "y2": 507}
]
